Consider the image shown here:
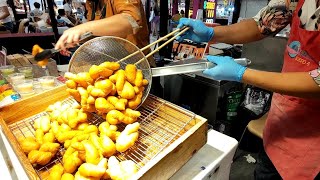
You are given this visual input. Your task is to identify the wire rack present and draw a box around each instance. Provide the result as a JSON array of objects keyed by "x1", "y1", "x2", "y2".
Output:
[{"x1": 8, "y1": 94, "x2": 198, "y2": 179}]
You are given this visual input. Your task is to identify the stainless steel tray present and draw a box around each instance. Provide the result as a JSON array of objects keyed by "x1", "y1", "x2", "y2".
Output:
[{"x1": 150, "y1": 58, "x2": 251, "y2": 77}]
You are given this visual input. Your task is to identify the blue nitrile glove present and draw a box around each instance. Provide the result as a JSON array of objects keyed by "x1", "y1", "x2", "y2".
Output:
[
  {"x1": 203, "y1": 56, "x2": 247, "y2": 82},
  {"x1": 176, "y1": 18, "x2": 214, "y2": 43}
]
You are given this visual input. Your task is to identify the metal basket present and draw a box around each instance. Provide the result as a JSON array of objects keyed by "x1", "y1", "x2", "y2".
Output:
[{"x1": 68, "y1": 36, "x2": 152, "y2": 109}]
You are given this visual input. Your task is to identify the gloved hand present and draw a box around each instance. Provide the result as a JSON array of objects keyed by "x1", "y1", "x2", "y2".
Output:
[
  {"x1": 176, "y1": 18, "x2": 214, "y2": 43},
  {"x1": 203, "y1": 56, "x2": 247, "y2": 82}
]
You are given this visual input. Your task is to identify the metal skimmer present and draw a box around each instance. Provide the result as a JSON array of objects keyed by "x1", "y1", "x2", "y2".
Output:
[{"x1": 68, "y1": 36, "x2": 215, "y2": 110}]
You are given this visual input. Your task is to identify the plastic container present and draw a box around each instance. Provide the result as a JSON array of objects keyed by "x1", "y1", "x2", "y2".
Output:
[
  {"x1": 8, "y1": 73, "x2": 25, "y2": 85},
  {"x1": 15, "y1": 80, "x2": 34, "y2": 94},
  {"x1": 18, "y1": 66, "x2": 33, "y2": 79},
  {"x1": 39, "y1": 76, "x2": 56, "y2": 89},
  {"x1": 19, "y1": 91, "x2": 36, "y2": 98},
  {"x1": 33, "y1": 79, "x2": 42, "y2": 93},
  {"x1": 0, "y1": 65, "x2": 15, "y2": 78}
]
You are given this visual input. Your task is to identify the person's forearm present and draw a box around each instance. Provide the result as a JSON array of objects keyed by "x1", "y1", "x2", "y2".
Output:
[
  {"x1": 242, "y1": 69, "x2": 320, "y2": 98},
  {"x1": 211, "y1": 19, "x2": 265, "y2": 44},
  {"x1": 0, "y1": 14, "x2": 9, "y2": 20},
  {"x1": 0, "y1": 8, "x2": 10, "y2": 20},
  {"x1": 78, "y1": 14, "x2": 133, "y2": 38}
]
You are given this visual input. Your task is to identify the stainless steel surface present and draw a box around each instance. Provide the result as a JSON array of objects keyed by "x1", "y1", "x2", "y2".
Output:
[
  {"x1": 275, "y1": 33, "x2": 289, "y2": 39},
  {"x1": 0, "y1": 127, "x2": 19, "y2": 180},
  {"x1": 151, "y1": 61, "x2": 214, "y2": 77},
  {"x1": 202, "y1": 57, "x2": 251, "y2": 67},
  {"x1": 150, "y1": 56, "x2": 251, "y2": 77},
  {"x1": 8, "y1": 95, "x2": 197, "y2": 179},
  {"x1": 234, "y1": 58, "x2": 251, "y2": 66}
]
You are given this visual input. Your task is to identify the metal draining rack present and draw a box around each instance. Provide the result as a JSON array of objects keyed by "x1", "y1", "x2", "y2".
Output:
[{"x1": 8, "y1": 94, "x2": 198, "y2": 179}]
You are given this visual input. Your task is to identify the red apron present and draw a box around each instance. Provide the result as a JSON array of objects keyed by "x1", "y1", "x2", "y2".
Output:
[{"x1": 264, "y1": 0, "x2": 320, "y2": 179}]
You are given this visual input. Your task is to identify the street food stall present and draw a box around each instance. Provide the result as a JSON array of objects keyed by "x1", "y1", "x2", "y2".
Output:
[
  {"x1": 0, "y1": 86, "x2": 238, "y2": 179},
  {"x1": 0, "y1": 35, "x2": 239, "y2": 180}
]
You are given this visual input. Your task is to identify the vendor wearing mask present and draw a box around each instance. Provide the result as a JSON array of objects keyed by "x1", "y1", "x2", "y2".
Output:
[{"x1": 177, "y1": 0, "x2": 320, "y2": 179}]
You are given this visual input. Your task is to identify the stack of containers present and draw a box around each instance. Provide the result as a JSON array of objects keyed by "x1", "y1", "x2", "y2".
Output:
[{"x1": 0, "y1": 65, "x2": 58, "y2": 99}]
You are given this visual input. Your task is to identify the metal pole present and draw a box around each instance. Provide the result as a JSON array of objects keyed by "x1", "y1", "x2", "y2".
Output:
[
  {"x1": 41, "y1": 0, "x2": 44, "y2": 11},
  {"x1": 22, "y1": 0, "x2": 28, "y2": 15},
  {"x1": 26, "y1": 0, "x2": 31, "y2": 11},
  {"x1": 159, "y1": 0, "x2": 168, "y2": 36},
  {"x1": 43, "y1": 0, "x2": 47, "y2": 10},
  {"x1": 185, "y1": 0, "x2": 190, "y2": 18},
  {"x1": 159, "y1": 0, "x2": 171, "y2": 59},
  {"x1": 47, "y1": 0, "x2": 59, "y2": 40},
  {"x1": 192, "y1": 0, "x2": 199, "y2": 19},
  {"x1": 172, "y1": 0, "x2": 178, "y2": 15},
  {"x1": 146, "y1": 0, "x2": 151, "y2": 34},
  {"x1": 232, "y1": 0, "x2": 241, "y2": 24}
]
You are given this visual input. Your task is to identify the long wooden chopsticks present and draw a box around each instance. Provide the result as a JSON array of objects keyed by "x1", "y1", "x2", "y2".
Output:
[{"x1": 116, "y1": 26, "x2": 190, "y2": 64}]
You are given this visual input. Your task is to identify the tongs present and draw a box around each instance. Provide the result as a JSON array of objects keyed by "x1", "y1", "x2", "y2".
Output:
[{"x1": 34, "y1": 32, "x2": 93, "y2": 61}]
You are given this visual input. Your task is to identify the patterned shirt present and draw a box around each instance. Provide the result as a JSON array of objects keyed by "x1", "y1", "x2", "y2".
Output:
[
  {"x1": 253, "y1": 0, "x2": 320, "y2": 87},
  {"x1": 254, "y1": 0, "x2": 320, "y2": 34}
]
